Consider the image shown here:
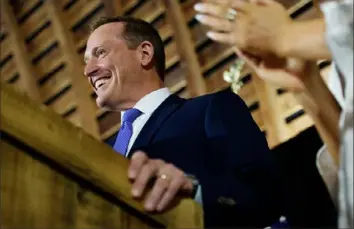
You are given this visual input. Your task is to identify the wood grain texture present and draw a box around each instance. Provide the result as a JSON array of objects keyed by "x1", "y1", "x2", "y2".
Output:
[
  {"x1": 1, "y1": 0, "x2": 41, "y2": 101},
  {"x1": 0, "y1": 140, "x2": 155, "y2": 229},
  {"x1": 0, "y1": 83, "x2": 204, "y2": 229}
]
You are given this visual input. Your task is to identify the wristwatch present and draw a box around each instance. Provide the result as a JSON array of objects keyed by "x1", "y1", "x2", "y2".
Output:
[{"x1": 186, "y1": 174, "x2": 199, "y2": 198}]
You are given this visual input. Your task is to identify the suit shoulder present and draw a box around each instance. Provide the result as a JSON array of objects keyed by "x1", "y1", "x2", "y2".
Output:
[
  {"x1": 187, "y1": 88, "x2": 239, "y2": 103},
  {"x1": 192, "y1": 88, "x2": 245, "y2": 107}
]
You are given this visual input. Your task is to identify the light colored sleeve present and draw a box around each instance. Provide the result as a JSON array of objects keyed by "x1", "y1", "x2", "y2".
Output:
[
  {"x1": 194, "y1": 185, "x2": 203, "y2": 206},
  {"x1": 316, "y1": 145, "x2": 338, "y2": 207}
]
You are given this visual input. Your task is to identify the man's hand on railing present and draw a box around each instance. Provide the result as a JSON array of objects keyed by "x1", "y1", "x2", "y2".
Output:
[{"x1": 128, "y1": 151, "x2": 195, "y2": 213}]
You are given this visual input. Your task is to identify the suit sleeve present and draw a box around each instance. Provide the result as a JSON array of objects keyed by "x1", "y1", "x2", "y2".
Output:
[{"x1": 199, "y1": 89, "x2": 283, "y2": 228}]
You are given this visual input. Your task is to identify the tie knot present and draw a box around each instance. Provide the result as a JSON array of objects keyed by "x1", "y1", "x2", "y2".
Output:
[{"x1": 122, "y1": 108, "x2": 142, "y2": 123}]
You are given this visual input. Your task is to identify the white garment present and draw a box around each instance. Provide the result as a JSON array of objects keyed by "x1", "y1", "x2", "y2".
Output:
[
  {"x1": 121, "y1": 87, "x2": 171, "y2": 156},
  {"x1": 319, "y1": 1, "x2": 353, "y2": 228}
]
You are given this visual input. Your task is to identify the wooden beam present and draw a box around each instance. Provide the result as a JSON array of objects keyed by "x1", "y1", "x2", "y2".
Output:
[
  {"x1": 102, "y1": 0, "x2": 122, "y2": 16},
  {"x1": 0, "y1": 83, "x2": 204, "y2": 229},
  {"x1": 252, "y1": 76, "x2": 289, "y2": 148},
  {"x1": 163, "y1": 0, "x2": 207, "y2": 97},
  {"x1": 45, "y1": 0, "x2": 100, "y2": 139},
  {"x1": 1, "y1": 0, "x2": 41, "y2": 102}
]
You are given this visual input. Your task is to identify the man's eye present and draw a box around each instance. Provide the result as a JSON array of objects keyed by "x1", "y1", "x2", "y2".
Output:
[{"x1": 98, "y1": 49, "x2": 106, "y2": 56}]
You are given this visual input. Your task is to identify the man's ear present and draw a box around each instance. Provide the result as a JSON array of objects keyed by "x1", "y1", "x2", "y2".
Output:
[{"x1": 138, "y1": 41, "x2": 154, "y2": 67}]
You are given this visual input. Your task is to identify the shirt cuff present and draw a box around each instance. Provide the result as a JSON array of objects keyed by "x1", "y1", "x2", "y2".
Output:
[{"x1": 194, "y1": 185, "x2": 203, "y2": 206}]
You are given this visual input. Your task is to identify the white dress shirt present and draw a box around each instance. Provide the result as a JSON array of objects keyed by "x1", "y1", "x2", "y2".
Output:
[
  {"x1": 121, "y1": 87, "x2": 171, "y2": 156},
  {"x1": 317, "y1": 1, "x2": 353, "y2": 228},
  {"x1": 120, "y1": 87, "x2": 203, "y2": 204}
]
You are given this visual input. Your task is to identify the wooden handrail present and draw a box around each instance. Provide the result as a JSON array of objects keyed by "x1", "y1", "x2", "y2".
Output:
[{"x1": 0, "y1": 83, "x2": 203, "y2": 228}]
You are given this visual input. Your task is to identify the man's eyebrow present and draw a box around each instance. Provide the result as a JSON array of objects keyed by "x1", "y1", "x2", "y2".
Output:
[{"x1": 83, "y1": 47, "x2": 98, "y2": 64}]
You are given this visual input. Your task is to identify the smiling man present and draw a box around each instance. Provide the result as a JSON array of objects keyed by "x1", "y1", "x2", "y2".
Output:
[{"x1": 83, "y1": 16, "x2": 283, "y2": 228}]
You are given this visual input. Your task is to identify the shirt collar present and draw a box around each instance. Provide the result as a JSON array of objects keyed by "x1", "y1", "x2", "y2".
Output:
[{"x1": 121, "y1": 87, "x2": 171, "y2": 121}]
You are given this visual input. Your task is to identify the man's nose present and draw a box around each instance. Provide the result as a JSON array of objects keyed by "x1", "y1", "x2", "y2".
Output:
[{"x1": 84, "y1": 60, "x2": 100, "y2": 77}]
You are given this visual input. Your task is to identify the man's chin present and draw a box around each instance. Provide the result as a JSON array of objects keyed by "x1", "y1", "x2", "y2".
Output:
[
  {"x1": 96, "y1": 96, "x2": 106, "y2": 108},
  {"x1": 96, "y1": 95, "x2": 115, "y2": 111}
]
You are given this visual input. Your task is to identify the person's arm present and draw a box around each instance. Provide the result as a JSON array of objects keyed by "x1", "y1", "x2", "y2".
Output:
[
  {"x1": 199, "y1": 90, "x2": 282, "y2": 227},
  {"x1": 293, "y1": 67, "x2": 341, "y2": 167},
  {"x1": 277, "y1": 18, "x2": 332, "y2": 60}
]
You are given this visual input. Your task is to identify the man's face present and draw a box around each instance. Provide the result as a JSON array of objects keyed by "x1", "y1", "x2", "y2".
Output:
[{"x1": 84, "y1": 23, "x2": 140, "y2": 110}]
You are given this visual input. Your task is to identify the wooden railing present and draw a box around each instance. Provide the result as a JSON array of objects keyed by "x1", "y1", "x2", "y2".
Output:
[{"x1": 0, "y1": 83, "x2": 203, "y2": 228}]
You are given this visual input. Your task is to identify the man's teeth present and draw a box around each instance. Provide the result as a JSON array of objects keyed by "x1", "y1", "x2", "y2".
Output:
[{"x1": 95, "y1": 78, "x2": 109, "y2": 88}]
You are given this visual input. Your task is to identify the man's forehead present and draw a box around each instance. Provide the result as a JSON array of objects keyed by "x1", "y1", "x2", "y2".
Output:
[
  {"x1": 91, "y1": 22, "x2": 124, "y2": 39},
  {"x1": 85, "y1": 23, "x2": 123, "y2": 52}
]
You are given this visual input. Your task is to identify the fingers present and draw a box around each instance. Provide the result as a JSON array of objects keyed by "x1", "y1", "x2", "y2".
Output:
[
  {"x1": 195, "y1": 14, "x2": 233, "y2": 32},
  {"x1": 131, "y1": 161, "x2": 158, "y2": 198},
  {"x1": 130, "y1": 152, "x2": 164, "y2": 198},
  {"x1": 156, "y1": 171, "x2": 185, "y2": 211},
  {"x1": 194, "y1": 2, "x2": 228, "y2": 17},
  {"x1": 230, "y1": 0, "x2": 250, "y2": 11},
  {"x1": 144, "y1": 163, "x2": 181, "y2": 212},
  {"x1": 128, "y1": 154, "x2": 192, "y2": 212},
  {"x1": 206, "y1": 31, "x2": 234, "y2": 44},
  {"x1": 144, "y1": 174, "x2": 169, "y2": 211},
  {"x1": 143, "y1": 163, "x2": 189, "y2": 212},
  {"x1": 253, "y1": 0, "x2": 277, "y2": 5},
  {"x1": 128, "y1": 151, "x2": 148, "y2": 180}
]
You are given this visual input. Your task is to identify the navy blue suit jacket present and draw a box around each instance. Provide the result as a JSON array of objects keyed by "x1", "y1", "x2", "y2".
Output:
[{"x1": 110, "y1": 88, "x2": 282, "y2": 227}]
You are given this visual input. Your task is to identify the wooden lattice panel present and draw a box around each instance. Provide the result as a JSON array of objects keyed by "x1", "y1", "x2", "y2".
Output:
[{"x1": 0, "y1": 0, "x2": 327, "y2": 148}]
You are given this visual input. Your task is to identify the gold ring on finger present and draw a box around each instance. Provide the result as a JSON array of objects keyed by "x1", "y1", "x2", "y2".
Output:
[{"x1": 159, "y1": 174, "x2": 169, "y2": 181}]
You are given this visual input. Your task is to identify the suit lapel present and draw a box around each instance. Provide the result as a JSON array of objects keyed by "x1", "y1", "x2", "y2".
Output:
[{"x1": 128, "y1": 94, "x2": 184, "y2": 158}]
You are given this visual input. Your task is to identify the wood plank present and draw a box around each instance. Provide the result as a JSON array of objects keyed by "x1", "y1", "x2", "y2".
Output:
[
  {"x1": 19, "y1": 2, "x2": 47, "y2": 38},
  {"x1": 0, "y1": 83, "x2": 204, "y2": 228},
  {"x1": 66, "y1": 110, "x2": 81, "y2": 127},
  {"x1": 165, "y1": 42, "x2": 180, "y2": 69},
  {"x1": 285, "y1": 112, "x2": 313, "y2": 136},
  {"x1": 27, "y1": 22, "x2": 55, "y2": 59},
  {"x1": 66, "y1": 0, "x2": 102, "y2": 29},
  {"x1": 181, "y1": 0, "x2": 199, "y2": 22},
  {"x1": 13, "y1": 0, "x2": 40, "y2": 20},
  {"x1": 73, "y1": 7, "x2": 106, "y2": 50},
  {"x1": 253, "y1": 76, "x2": 290, "y2": 148},
  {"x1": 121, "y1": 0, "x2": 140, "y2": 12},
  {"x1": 2, "y1": 0, "x2": 41, "y2": 101},
  {"x1": 164, "y1": 65, "x2": 185, "y2": 91},
  {"x1": 0, "y1": 140, "x2": 154, "y2": 228},
  {"x1": 101, "y1": 122, "x2": 121, "y2": 140},
  {"x1": 164, "y1": 0, "x2": 206, "y2": 97},
  {"x1": 200, "y1": 44, "x2": 234, "y2": 73},
  {"x1": 6, "y1": 78, "x2": 23, "y2": 93},
  {"x1": 133, "y1": 0, "x2": 165, "y2": 22},
  {"x1": 46, "y1": 0, "x2": 100, "y2": 139},
  {"x1": 154, "y1": 17, "x2": 173, "y2": 41},
  {"x1": 39, "y1": 68, "x2": 72, "y2": 102},
  {"x1": 48, "y1": 89, "x2": 76, "y2": 115},
  {"x1": 34, "y1": 46, "x2": 65, "y2": 79},
  {"x1": 0, "y1": 57, "x2": 17, "y2": 82},
  {"x1": 0, "y1": 36, "x2": 12, "y2": 61},
  {"x1": 277, "y1": 93, "x2": 301, "y2": 118},
  {"x1": 190, "y1": 23, "x2": 209, "y2": 48},
  {"x1": 98, "y1": 111, "x2": 121, "y2": 135}
]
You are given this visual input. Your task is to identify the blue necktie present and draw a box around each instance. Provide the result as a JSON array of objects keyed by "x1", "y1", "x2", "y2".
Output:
[{"x1": 113, "y1": 108, "x2": 142, "y2": 156}]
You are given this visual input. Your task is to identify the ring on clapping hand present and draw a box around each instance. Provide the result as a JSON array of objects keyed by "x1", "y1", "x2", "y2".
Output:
[{"x1": 226, "y1": 8, "x2": 237, "y2": 21}]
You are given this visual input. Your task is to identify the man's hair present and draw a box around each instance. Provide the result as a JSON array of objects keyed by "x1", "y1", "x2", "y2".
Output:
[{"x1": 90, "y1": 16, "x2": 166, "y2": 81}]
